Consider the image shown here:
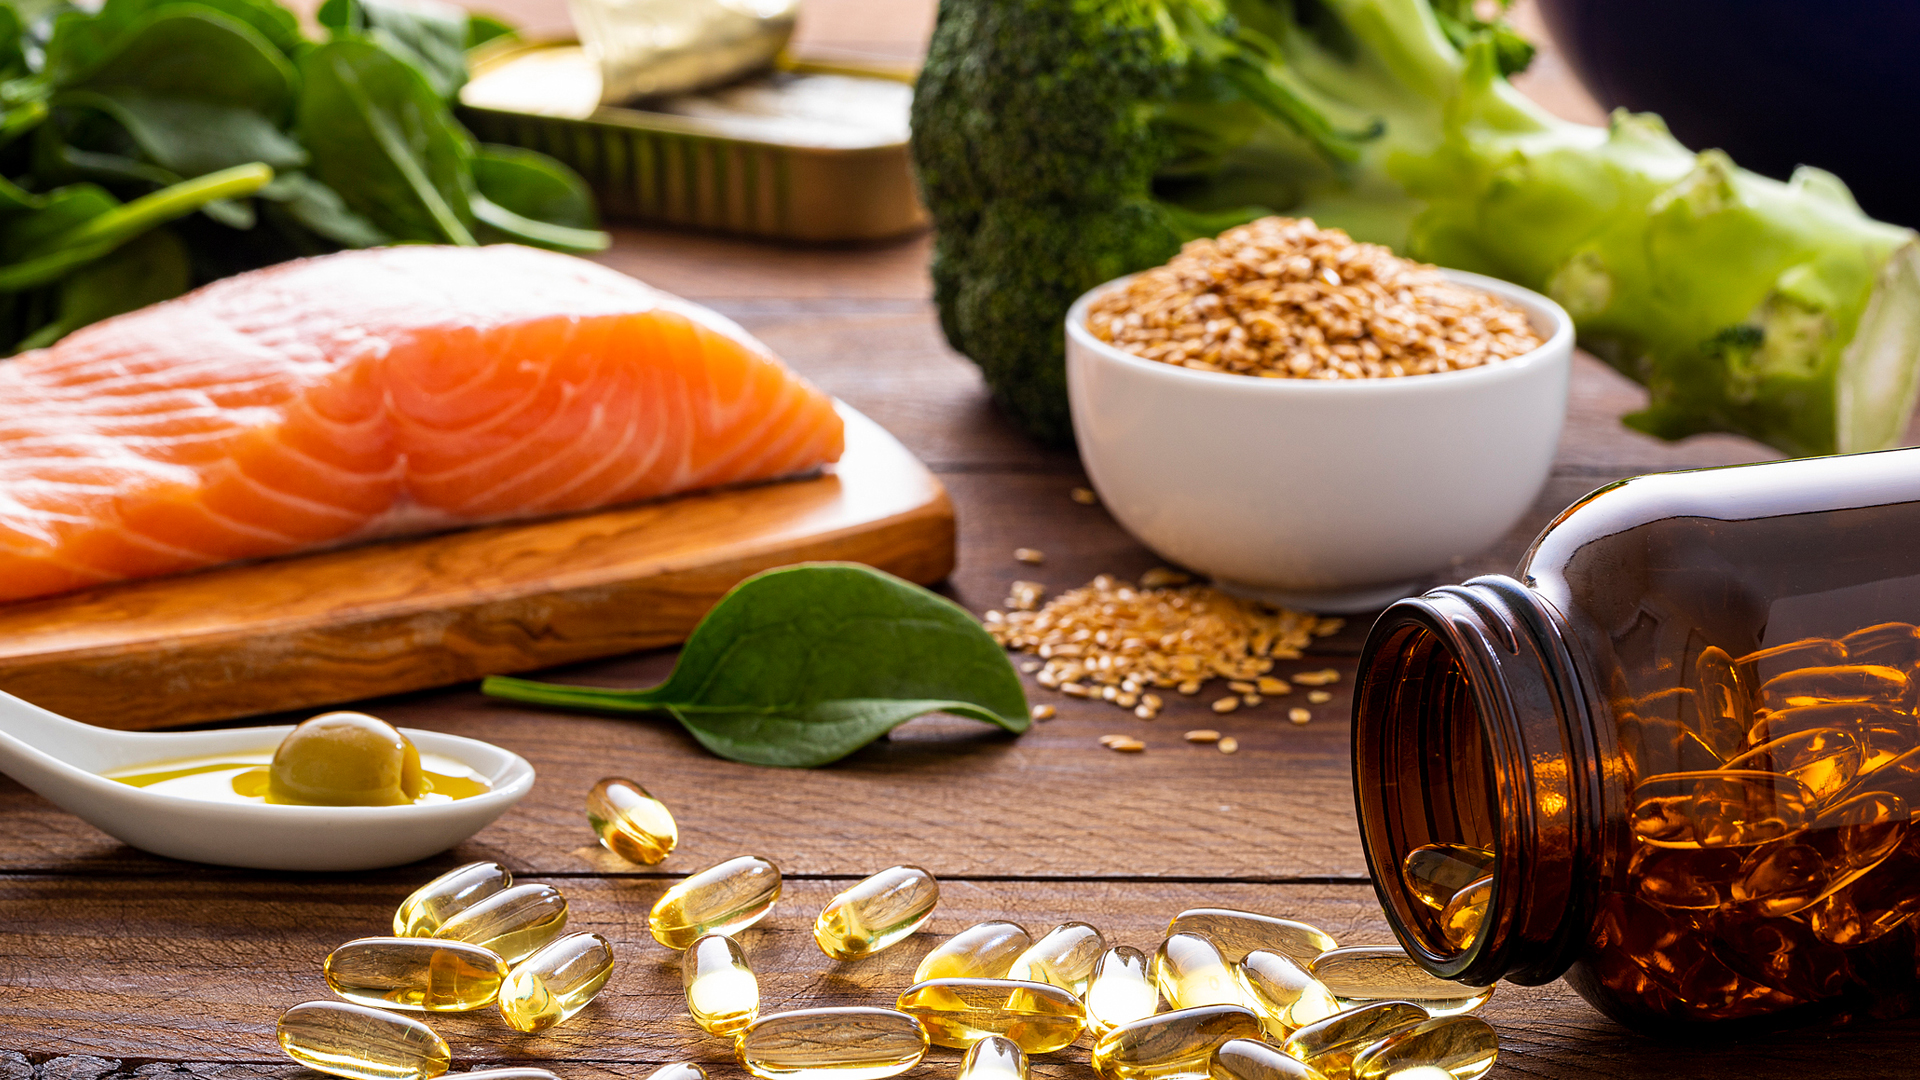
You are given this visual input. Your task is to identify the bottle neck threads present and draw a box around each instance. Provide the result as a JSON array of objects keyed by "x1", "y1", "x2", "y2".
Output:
[{"x1": 1352, "y1": 575, "x2": 1606, "y2": 987}]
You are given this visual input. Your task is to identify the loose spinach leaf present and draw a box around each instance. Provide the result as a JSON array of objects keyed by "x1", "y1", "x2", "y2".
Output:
[
  {"x1": 55, "y1": 88, "x2": 305, "y2": 174},
  {"x1": 297, "y1": 36, "x2": 475, "y2": 244},
  {"x1": 258, "y1": 170, "x2": 387, "y2": 246},
  {"x1": 471, "y1": 144, "x2": 607, "y2": 252},
  {"x1": 317, "y1": 0, "x2": 468, "y2": 101},
  {"x1": 483, "y1": 564, "x2": 1030, "y2": 768},
  {"x1": 87, "y1": 0, "x2": 303, "y2": 59}
]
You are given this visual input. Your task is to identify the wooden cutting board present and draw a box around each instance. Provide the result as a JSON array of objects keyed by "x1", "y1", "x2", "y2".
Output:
[{"x1": 0, "y1": 406, "x2": 953, "y2": 730}]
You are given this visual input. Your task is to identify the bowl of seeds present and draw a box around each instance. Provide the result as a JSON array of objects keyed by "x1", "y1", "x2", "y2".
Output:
[{"x1": 1066, "y1": 216, "x2": 1573, "y2": 612}]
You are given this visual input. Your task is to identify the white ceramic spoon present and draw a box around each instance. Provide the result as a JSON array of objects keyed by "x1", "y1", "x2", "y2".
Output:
[{"x1": 0, "y1": 688, "x2": 534, "y2": 871}]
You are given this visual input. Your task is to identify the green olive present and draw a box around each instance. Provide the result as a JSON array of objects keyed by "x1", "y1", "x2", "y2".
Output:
[{"x1": 268, "y1": 711, "x2": 425, "y2": 806}]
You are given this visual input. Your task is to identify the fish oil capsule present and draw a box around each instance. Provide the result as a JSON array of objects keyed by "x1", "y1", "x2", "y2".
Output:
[
  {"x1": 1437, "y1": 877, "x2": 1492, "y2": 951},
  {"x1": 1282, "y1": 1002, "x2": 1427, "y2": 1079},
  {"x1": 586, "y1": 777, "x2": 678, "y2": 865},
  {"x1": 1212, "y1": 1037, "x2": 1330, "y2": 1080},
  {"x1": 1090, "y1": 1004, "x2": 1265, "y2": 1080},
  {"x1": 394, "y1": 861, "x2": 511, "y2": 936},
  {"x1": 1376, "y1": 1070, "x2": 1452, "y2": 1080},
  {"x1": 895, "y1": 977, "x2": 1086, "y2": 1053},
  {"x1": 683, "y1": 932, "x2": 759, "y2": 1035},
  {"x1": 324, "y1": 937, "x2": 509, "y2": 1011},
  {"x1": 1007, "y1": 921, "x2": 1105, "y2": 997},
  {"x1": 916, "y1": 921, "x2": 1033, "y2": 982},
  {"x1": 497, "y1": 931, "x2": 615, "y2": 1033},
  {"x1": 1154, "y1": 933, "x2": 1251, "y2": 1010},
  {"x1": 736, "y1": 1007, "x2": 930, "y2": 1080},
  {"x1": 650, "y1": 854, "x2": 783, "y2": 949},
  {"x1": 1309, "y1": 946, "x2": 1492, "y2": 1016},
  {"x1": 1086, "y1": 946, "x2": 1160, "y2": 1036},
  {"x1": 1236, "y1": 949, "x2": 1341, "y2": 1036},
  {"x1": 1399, "y1": 845, "x2": 1495, "y2": 913},
  {"x1": 958, "y1": 1035, "x2": 1029, "y2": 1080},
  {"x1": 276, "y1": 1000, "x2": 450, "y2": 1080},
  {"x1": 1348, "y1": 1016, "x2": 1498, "y2": 1080},
  {"x1": 453, "y1": 1071, "x2": 563, "y2": 1080},
  {"x1": 1168, "y1": 909, "x2": 1337, "y2": 967},
  {"x1": 815, "y1": 865, "x2": 940, "y2": 960},
  {"x1": 644, "y1": 1067, "x2": 708, "y2": 1080},
  {"x1": 433, "y1": 883, "x2": 568, "y2": 964}
]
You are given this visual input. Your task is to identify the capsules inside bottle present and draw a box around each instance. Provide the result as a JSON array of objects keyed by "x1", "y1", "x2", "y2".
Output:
[
  {"x1": 683, "y1": 932, "x2": 760, "y2": 1035},
  {"x1": 736, "y1": 1007, "x2": 930, "y2": 1080},
  {"x1": 276, "y1": 999, "x2": 452, "y2": 1080},
  {"x1": 586, "y1": 777, "x2": 678, "y2": 865},
  {"x1": 815, "y1": 865, "x2": 940, "y2": 961},
  {"x1": 916, "y1": 921, "x2": 1032, "y2": 982},
  {"x1": 394, "y1": 862, "x2": 512, "y2": 937},
  {"x1": 432, "y1": 882, "x2": 569, "y2": 964},
  {"x1": 650, "y1": 854, "x2": 783, "y2": 950},
  {"x1": 497, "y1": 932, "x2": 616, "y2": 1033},
  {"x1": 323, "y1": 937, "x2": 508, "y2": 1011},
  {"x1": 895, "y1": 977, "x2": 1086, "y2": 1053}
]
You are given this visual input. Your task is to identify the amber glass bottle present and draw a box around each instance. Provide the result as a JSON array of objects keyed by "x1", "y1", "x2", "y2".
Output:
[{"x1": 1352, "y1": 449, "x2": 1920, "y2": 1034}]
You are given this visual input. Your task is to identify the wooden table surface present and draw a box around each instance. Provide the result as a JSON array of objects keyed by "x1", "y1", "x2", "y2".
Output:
[{"x1": 3, "y1": 3, "x2": 1917, "y2": 1078}]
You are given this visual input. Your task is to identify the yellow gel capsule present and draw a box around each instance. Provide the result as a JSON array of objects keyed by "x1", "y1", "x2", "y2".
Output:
[
  {"x1": 1086, "y1": 946, "x2": 1160, "y2": 1036},
  {"x1": 1349, "y1": 1017, "x2": 1498, "y2": 1080},
  {"x1": 323, "y1": 936, "x2": 509, "y2": 1012},
  {"x1": 1399, "y1": 845, "x2": 1496, "y2": 913},
  {"x1": 1154, "y1": 933, "x2": 1250, "y2": 1010},
  {"x1": 1282, "y1": 1002, "x2": 1427, "y2": 1079},
  {"x1": 644, "y1": 1066, "x2": 708, "y2": 1080},
  {"x1": 683, "y1": 932, "x2": 760, "y2": 1035},
  {"x1": 497, "y1": 931, "x2": 615, "y2": 1033},
  {"x1": 959, "y1": 1035, "x2": 1029, "y2": 1080},
  {"x1": 1308, "y1": 947, "x2": 1492, "y2": 1016},
  {"x1": 456, "y1": 1071, "x2": 562, "y2": 1080},
  {"x1": 1091, "y1": 1004, "x2": 1265, "y2": 1080},
  {"x1": 587, "y1": 777, "x2": 678, "y2": 865},
  {"x1": 1212, "y1": 1037, "x2": 1330, "y2": 1080},
  {"x1": 276, "y1": 1000, "x2": 450, "y2": 1080},
  {"x1": 895, "y1": 977, "x2": 1086, "y2": 1053},
  {"x1": 1007, "y1": 921, "x2": 1105, "y2": 997},
  {"x1": 1377, "y1": 1070, "x2": 1452, "y2": 1080},
  {"x1": 736, "y1": 1007, "x2": 930, "y2": 1080},
  {"x1": 1437, "y1": 877, "x2": 1491, "y2": 951},
  {"x1": 815, "y1": 865, "x2": 940, "y2": 961},
  {"x1": 1167, "y1": 909, "x2": 1338, "y2": 967},
  {"x1": 433, "y1": 883, "x2": 568, "y2": 964},
  {"x1": 394, "y1": 861, "x2": 511, "y2": 937},
  {"x1": 650, "y1": 854, "x2": 783, "y2": 950},
  {"x1": 916, "y1": 921, "x2": 1033, "y2": 982},
  {"x1": 269, "y1": 712, "x2": 423, "y2": 806},
  {"x1": 1236, "y1": 950, "x2": 1341, "y2": 1036}
]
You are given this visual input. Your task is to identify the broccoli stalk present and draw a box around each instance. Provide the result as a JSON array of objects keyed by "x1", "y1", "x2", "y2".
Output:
[{"x1": 912, "y1": 0, "x2": 1920, "y2": 456}]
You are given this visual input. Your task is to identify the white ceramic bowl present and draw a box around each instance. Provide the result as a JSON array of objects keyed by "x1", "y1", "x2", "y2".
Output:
[{"x1": 1066, "y1": 268, "x2": 1574, "y2": 613}]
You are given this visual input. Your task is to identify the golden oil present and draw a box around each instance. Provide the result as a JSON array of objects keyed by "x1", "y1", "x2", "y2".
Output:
[
  {"x1": 1211, "y1": 1036, "x2": 1330, "y2": 1080},
  {"x1": 1309, "y1": 946, "x2": 1492, "y2": 1016},
  {"x1": 650, "y1": 854, "x2": 782, "y2": 950},
  {"x1": 957, "y1": 1035, "x2": 1028, "y2": 1080},
  {"x1": 735, "y1": 1007, "x2": 930, "y2": 1080},
  {"x1": 915, "y1": 921, "x2": 1032, "y2": 982},
  {"x1": 1349, "y1": 1017, "x2": 1498, "y2": 1080},
  {"x1": 1089, "y1": 1004, "x2": 1264, "y2": 1080},
  {"x1": 1085, "y1": 946, "x2": 1160, "y2": 1036},
  {"x1": 1282, "y1": 1002, "x2": 1427, "y2": 1079},
  {"x1": 1006, "y1": 921, "x2": 1104, "y2": 997},
  {"x1": 393, "y1": 861, "x2": 510, "y2": 937},
  {"x1": 323, "y1": 937, "x2": 508, "y2": 1011},
  {"x1": 894, "y1": 977, "x2": 1085, "y2": 1054},
  {"x1": 276, "y1": 1000, "x2": 450, "y2": 1080},
  {"x1": 1153, "y1": 933, "x2": 1249, "y2": 1010},
  {"x1": 1166, "y1": 909, "x2": 1337, "y2": 967},
  {"x1": 586, "y1": 777, "x2": 677, "y2": 865},
  {"x1": 1235, "y1": 949, "x2": 1340, "y2": 1036},
  {"x1": 683, "y1": 932, "x2": 759, "y2": 1036},
  {"x1": 497, "y1": 932, "x2": 615, "y2": 1033},
  {"x1": 815, "y1": 865, "x2": 939, "y2": 961},
  {"x1": 433, "y1": 883, "x2": 568, "y2": 964}
]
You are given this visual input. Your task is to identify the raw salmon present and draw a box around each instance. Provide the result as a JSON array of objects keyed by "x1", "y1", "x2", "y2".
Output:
[{"x1": 0, "y1": 245, "x2": 844, "y2": 603}]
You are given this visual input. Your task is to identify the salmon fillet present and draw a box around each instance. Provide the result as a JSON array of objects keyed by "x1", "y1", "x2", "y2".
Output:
[{"x1": 0, "y1": 244, "x2": 845, "y2": 603}]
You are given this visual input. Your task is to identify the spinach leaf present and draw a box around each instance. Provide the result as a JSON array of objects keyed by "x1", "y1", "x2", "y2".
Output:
[
  {"x1": 483, "y1": 564, "x2": 1030, "y2": 768},
  {"x1": 0, "y1": 161, "x2": 267, "y2": 288},
  {"x1": 472, "y1": 144, "x2": 607, "y2": 252},
  {"x1": 297, "y1": 36, "x2": 474, "y2": 244},
  {"x1": 464, "y1": 13, "x2": 512, "y2": 49},
  {"x1": 317, "y1": 0, "x2": 467, "y2": 101},
  {"x1": 55, "y1": 89, "x2": 305, "y2": 174},
  {"x1": 11, "y1": 224, "x2": 187, "y2": 349},
  {"x1": 258, "y1": 171, "x2": 387, "y2": 247},
  {"x1": 87, "y1": 0, "x2": 303, "y2": 59}
]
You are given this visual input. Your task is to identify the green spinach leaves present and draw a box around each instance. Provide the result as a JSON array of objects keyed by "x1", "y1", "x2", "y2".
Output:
[
  {"x1": 0, "y1": 0, "x2": 607, "y2": 353},
  {"x1": 482, "y1": 564, "x2": 1031, "y2": 768}
]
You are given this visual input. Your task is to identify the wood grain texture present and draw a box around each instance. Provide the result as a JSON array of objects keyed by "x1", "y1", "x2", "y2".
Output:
[{"x1": 0, "y1": 409, "x2": 952, "y2": 731}]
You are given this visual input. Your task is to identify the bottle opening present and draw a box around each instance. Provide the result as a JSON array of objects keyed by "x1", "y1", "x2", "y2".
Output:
[{"x1": 1354, "y1": 621, "x2": 1500, "y2": 967}]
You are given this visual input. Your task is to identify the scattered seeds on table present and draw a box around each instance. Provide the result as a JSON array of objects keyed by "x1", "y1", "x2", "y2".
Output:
[
  {"x1": 1005, "y1": 580, "x2": 1046, "y2": 611},
  {"x1": 1313, "y1": 619, "x2": 1345, "y2": 637},
  {"x1": 1257, "y1": 677, "x2": 1291, "y2": 695},
  {"x1": 1062, "y1": 682, "x2": 1090, "y2": 697},
  {"x1": 1228, "y1": 680, "x2": 1256, "y2": 694},
  {"x1": 1293, "y1": 668, "x2": 1341, "y2": 686},
  {"x1": 1134, "y1": 704, "x2": 1158, "y2": 720},
  {"x1": 1031, "y1": 704, "x2": 1056, "y2": 721},
  {"x1": 1241, "y1": 693, "x2": 1262, "y2": 707},
  {"x1": 1308, "y1": 690, "x2": 1333, "y2": 704},
  {"x1": 1178, "y1": 680, "x2": 1202, "y2": 695},
  {"x1": 1021, "y1": 660, "x2": 1042, "y2": 673},
  {"x1": 1142, "y1": 693, "x2": 1164, "y2": 711},
  {"x1": 1139, "y1": 567, "x2": 1192, "y2": 588},
  {"x1": 1015, "y1": 548, "x2": 1046, "y2": 565},
  {"x1": 1218, "y1": 737, "x2": 1239, "y2": 754},
  {"x1": 1102, "y1": 736, "x2": 1145, "y2": 753},
  {"x1": 1212, "y1": 697, "x2": 1240, "y2": 714},
  {"x1": 1185, "y1": 729, "x2": 1221, "y2": 744},
  {"x1": 1071, "y1": 487, "x2": 1099, "y2": 505},
  {"x1": 1289, "y1": 708, "x2": 1312, "y2": 725}
]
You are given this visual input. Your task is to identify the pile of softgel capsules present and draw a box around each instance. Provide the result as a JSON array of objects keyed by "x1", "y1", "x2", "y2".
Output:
[{"x1": 277, "y1": 776, "x2": 1502, "y2": 1080}]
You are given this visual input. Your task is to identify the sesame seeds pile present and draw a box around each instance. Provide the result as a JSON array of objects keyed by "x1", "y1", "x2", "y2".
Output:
[
  {"x1": 1085, "y1": 216, "x2": 1544, "y2": 379},
  {"x1": 981, "y1": 572, "x2": 1343, "y2": 726}
]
